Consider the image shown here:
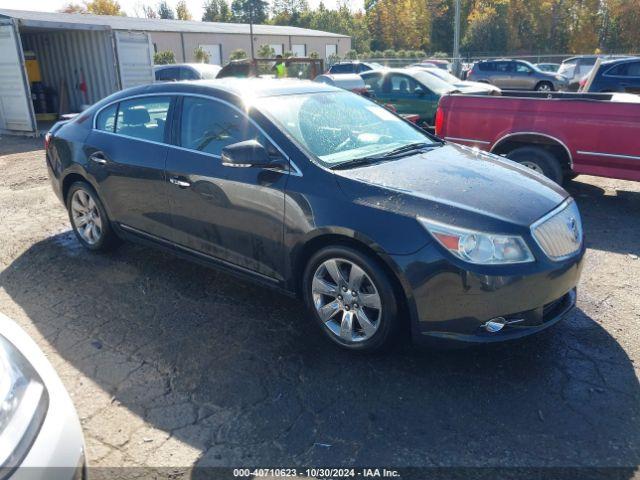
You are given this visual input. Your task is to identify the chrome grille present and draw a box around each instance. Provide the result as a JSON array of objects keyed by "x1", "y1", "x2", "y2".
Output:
[{"x1": 531, "y1": 199, "x2": 583, "y2": 260}]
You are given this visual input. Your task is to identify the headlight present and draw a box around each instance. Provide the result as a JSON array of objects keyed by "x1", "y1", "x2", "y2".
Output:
[
  {"x1": 418, "y1": 218, "x2": 534, "y2": 265},
  {"x1": 555, "y1": 75, "x2": 566, "y2": 81},
  {"x1": 0, "y1": 334, "x2": 48, "y2": 470}
]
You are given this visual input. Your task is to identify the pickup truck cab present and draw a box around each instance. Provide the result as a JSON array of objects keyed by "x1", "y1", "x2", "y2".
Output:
[{"x1": 435, "y1": 91, "x2": 640, "y2": 183}]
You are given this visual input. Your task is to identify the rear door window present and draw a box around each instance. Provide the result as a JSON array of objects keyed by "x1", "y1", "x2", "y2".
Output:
[
  {"x1": 627, "y1": 62, "x2": 640, "y2": 77},
  {"x1": 115, "y1": 96, "x2": 171, "y2": 143},
  {"x1": 155, "y1": 67, "x2": 180, "y2": 81},
  {"x1": 605, "y1": 63, "x2": 628, "y2": 76},
  {"x1": 180, "y1": 67, "x2": 200, "y2": 80},
  {"x1": 330, "y1": 64, "x2": 353, "y2": 74},
  {"x1": 478, "y1": 62, "x2": 496, "y2": 72}
]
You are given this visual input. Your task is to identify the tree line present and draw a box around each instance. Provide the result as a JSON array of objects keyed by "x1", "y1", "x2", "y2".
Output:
[{"x1": 61, "y1": 0, "x2": 640, "y2": 57}]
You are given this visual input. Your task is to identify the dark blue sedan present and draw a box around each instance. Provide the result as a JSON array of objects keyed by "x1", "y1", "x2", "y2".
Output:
[{"x1": 45, "y1": 79, "x2": 584, "y2": 351}]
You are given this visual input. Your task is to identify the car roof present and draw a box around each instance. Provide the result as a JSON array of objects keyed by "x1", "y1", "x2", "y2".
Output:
[
  {"x1": 118, "y1": 78, "x2": 338, "y2": 99},
  {"x1": 599, "y1": 56, "x2": 640, "y2": 66}
]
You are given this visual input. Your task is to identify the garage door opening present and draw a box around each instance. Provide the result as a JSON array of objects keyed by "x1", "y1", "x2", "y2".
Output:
[
  {"x1": 0, "y1": 17, "x2": 154, "y2": 136},
  {"x1": 18, "y1": 26, "x2": 118, "y2": 134}
]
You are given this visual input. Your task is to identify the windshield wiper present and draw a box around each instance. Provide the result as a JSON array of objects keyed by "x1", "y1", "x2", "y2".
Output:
[
  {"x1": 330, "y1": 157, "x2": 384, "y2": 170},
  {"x1": 376, "y1": 142, "x2": 439, "y2": 158},
  {"x1": 330, "y1": 142, "x2": 443, "y2": 170}
]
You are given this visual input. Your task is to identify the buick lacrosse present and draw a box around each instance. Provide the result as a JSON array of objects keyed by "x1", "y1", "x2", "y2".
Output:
[{"x1": 46, "y1": 79, "x2": 584, "y2": 351}]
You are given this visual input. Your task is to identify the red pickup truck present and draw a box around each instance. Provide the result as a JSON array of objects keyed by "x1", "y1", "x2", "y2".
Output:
[{"x1": 435, "y1": 91, "x2": 640, "y2": 184}]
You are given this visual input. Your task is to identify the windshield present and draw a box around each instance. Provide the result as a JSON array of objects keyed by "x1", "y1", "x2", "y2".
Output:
[
  {"x1": 253, "y1": 91, "x2": 434, "y2": 167},
  {"x1": 196, "y1": 64, "x2": 222, "y2": 79},
  {"x1": 424, "y1": 68, "x2": 461, "y2": 84},
  {"x1": 406, "y1": 70, "x2": 455, "y2": 94}
]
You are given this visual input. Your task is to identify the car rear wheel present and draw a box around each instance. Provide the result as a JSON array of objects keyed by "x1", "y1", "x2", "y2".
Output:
[
  {"x1": 303, "y1": 246, "x2": 400, "y2": 352},
  {"x1": 506, "y1": 146, "x2": 563, "y2": 184},
  {"x1": 535, "y1": 81, "x2": 554, "y2": 92},
  {"x1": 66, "y1": 181, "x2": 119, "y2": 251}
]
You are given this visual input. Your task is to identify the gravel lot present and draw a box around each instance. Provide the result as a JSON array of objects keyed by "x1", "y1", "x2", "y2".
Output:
[{"x1": 0, "y1": 135, "x2": 639, "y2": 477}]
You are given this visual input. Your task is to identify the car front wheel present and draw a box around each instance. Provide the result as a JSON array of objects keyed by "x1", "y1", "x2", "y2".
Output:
[{"x1": 303, "y1": 246, "x2": 400, "y2": 352}]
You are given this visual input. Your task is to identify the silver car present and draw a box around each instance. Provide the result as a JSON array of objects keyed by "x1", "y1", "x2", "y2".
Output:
[
  {"x1": 0, "y1": 313, "x2": 86, "y2": 479},
  {"x1": 467, "y1": 59, "x2": 568, "y2": 91}
]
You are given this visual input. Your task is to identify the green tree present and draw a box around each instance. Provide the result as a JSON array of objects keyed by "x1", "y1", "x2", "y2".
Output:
[
  {"x1": 154, "y1": 50, "x2": 176, "y2": 64},
  {"x1": 194, "y1": 46, "x2": 211, "y2": 62},
  {"x1": 229, "y1": 48, "x2": 248, "y2": 60},
  {"x1": 257, "y1": 44, "x2": 275, "y2": 58},
  {"x1": 157, "y1": 0, "x2": 175, "y2": 19},
  {"x1": 202, "y1": 0, "x2": 232, "y2": 21},
  {"x1": 176, "y1": 0, "x2": 192, "y2": 20},
  {"x1": 85, "y1": 0, "x2": 122, "y2": 15},
  {"x1": 58, "y1": 3, "x2": 87, "y2": 13},
  {"x1": 231, "y1": 0, "x2": 269, "y2": 23}
]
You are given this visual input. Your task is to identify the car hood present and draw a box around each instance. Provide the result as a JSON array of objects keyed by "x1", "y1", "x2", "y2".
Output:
[
  {"x1": 455, "y1": 80, "x2": 500, "y2": 92},
  {"x1": 333, "y1": 143, "x2": 568, "y2": 230}
]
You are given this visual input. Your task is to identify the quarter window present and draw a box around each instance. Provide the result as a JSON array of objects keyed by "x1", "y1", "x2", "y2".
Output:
[
  {"x1": 115, "y1": 96, "x2": 171, "y2": 143},
  {"x1": 95, "y1": 103, "x2": 117, "y2": 132},
  {"x1": 180, "y1": 96, "x2": 265, "y2": 156}
]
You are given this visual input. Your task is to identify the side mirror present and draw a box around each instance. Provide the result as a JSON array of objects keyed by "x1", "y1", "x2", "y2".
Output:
[
  {"x1": 221, "y1": 140, "x2": 271, "y2": 168},
  {"x1": 415, "y1": 88, "x2": 426, "y2": 97}
]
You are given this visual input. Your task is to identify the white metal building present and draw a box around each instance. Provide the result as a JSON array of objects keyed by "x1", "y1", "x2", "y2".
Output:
[{"x1": 0, "y1": 8, "x2": 351, "y2": 135}]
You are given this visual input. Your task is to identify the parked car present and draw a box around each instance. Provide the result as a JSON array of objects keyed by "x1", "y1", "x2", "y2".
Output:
[
  {"x1": 0, "y1": 313, "x2": 86, "y2": 479},
  {"x1": 557, "y1": 55, "x2": 630, "y2": 90},
  {"x1": 217, "y1": 58, "x2": 324, "y2": 80},
  {"x1": 467, "y1": 59, "x2": 568, "y2": 91},
  {"x1": 420, "y1": 59, "x2": 451, "y2": 71},
  {"x1": 535, "y1": 63, "x2": 561, "y2": 73},
  {"x1": 412, "y1": 66, "x2": 501, "y2": 95},
  {"x1": 314, "y1": 73, "x2": 371, "y2": 96},
  {"x1": 45, "y1": 79, "x2": 583, "y2": 351},
  {"x1": 435, "y1": 91, "x2": 640, "y2": 184},
  {"x1": 360, "y1": 68, "x2": 492, "y2": 126},
  {"x1": 580, "y1": 57, "x2": 640, "y2": 94},
  {"x1": 327, "y1": 61, "x2": 384, "y2": 74},
  {"x1": 154, "y1": 63, "x2": 222, "y2": 82}
]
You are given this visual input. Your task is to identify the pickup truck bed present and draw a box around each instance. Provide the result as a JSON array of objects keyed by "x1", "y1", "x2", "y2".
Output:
[{"x1": 435, "y1": 91, "x2": 640, "y2": 183}]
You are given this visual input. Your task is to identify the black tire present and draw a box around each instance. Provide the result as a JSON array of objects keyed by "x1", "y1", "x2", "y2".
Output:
[
  {"x1": 535, "y1": 81, "x2": 554, "y2": 92},
  {"x1": 66, "y1": 181, "x2": 120, "y2": 252},
  {"x1": 302, "y1": 246, "x2": 400, "y2": 352},
  {"x1": 506, "y1": 146, "x2": 563, "y2": 184}
]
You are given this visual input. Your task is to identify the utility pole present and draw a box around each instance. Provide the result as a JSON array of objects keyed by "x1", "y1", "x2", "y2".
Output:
[
  {"x1": 249, "y1": 0, "x2": 255, "y2": 61},
  {"x1": 453, "y1": 0, "x2": 461, "y2": 76}
]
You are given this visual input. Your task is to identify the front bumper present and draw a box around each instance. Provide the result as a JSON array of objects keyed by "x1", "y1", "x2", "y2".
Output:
[
  {"x1": 392, "y1": 243, "x2": 584, "y2": 345},
  {"x1": 0, "y1": 314, "x2": 85, "y2": 480}
]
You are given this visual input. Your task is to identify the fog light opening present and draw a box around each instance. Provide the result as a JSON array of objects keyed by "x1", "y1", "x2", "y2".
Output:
[{"x1": 483, "y1": 317, "x2": 506, "y2": 333}]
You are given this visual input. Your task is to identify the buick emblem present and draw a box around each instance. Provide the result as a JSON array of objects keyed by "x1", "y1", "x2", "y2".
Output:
[{"x1": 567, "y1": 217, "x2": 580, "y2": 243}]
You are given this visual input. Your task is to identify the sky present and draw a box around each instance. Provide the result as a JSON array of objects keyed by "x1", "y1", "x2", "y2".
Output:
[{"x1": 0, "y1": 0, "x2": 365, "y2": 20}]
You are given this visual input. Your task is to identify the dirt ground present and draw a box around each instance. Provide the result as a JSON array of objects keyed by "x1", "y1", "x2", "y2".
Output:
[{"x1": 0, "y1": 134, "x2": 639, "y2": 477}]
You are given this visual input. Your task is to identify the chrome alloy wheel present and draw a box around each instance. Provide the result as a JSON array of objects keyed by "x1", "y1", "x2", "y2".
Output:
[
  {"x1": 70, "y1": 189, "x2": 103, "y2": 245},
  {"x1": 519, "y1": 161, "x2": 545, "y2": 173},
  {"x1": 312, "y1": 258, "x2": 382, "y2": 343},
  {"x1": 537, "y1": 83, "x2": 552, "y2": 92}
]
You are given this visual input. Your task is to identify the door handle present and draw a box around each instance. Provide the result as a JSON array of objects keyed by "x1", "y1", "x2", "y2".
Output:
[
  {"x1": 89, "y1": 152, "x2": 108, "y2": 165},
  {"x1": 169, "y1": 177, "x2": 191, "y2": 188}
]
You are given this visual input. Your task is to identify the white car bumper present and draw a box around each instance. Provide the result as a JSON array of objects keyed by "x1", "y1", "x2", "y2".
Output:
[{"x1": 0, "y1": 313, "x2": 85, "y2": 480}]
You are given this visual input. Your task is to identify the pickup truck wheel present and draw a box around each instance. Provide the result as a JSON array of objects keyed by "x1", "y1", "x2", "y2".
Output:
[
  {"x1": 506, "y1": 147, "x2": 563, "y2": 184},
  {"x1": 535, "y1": 81, "x2": 554, "y2": 92}
]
